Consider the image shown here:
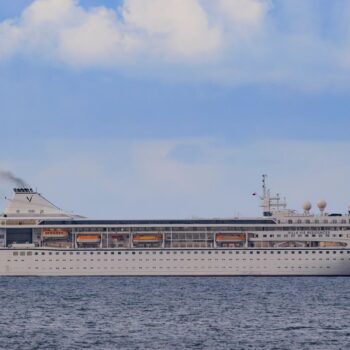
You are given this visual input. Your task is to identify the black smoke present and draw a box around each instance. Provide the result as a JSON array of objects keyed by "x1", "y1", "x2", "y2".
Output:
[{"x1": 0, "y1": 170, "x2": 28, "y2": 187}]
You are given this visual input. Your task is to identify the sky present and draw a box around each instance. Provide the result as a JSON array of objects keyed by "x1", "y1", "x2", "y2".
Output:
[{"x1": 0, "y1": 0, "x2": 350, "y2": 218}]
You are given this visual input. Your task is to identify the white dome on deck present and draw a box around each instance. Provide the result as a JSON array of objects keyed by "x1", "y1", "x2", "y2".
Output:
[
  {"x1": 317, "y1": 200, "x2": 327, "y2": 211},
  {"x1": 302, "y1": 201, "x2": 312, "y2": 212}
]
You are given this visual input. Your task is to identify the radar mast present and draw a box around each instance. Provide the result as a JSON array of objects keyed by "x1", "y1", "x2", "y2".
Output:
[{"x1": 259, "y1": 175, "x2": 287, "y2": 216}]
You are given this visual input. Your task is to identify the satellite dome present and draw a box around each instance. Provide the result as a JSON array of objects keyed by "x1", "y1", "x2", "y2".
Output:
[
  {"x1": 317, "y1": 200, "x2": 327, "y2": 211},
  {"x1": 302, "y1": 201, "x2": 312, "y2": 212}
]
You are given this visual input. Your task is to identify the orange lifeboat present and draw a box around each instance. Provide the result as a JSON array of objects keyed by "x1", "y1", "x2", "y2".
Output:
[
  {"x1": 76, "y1": 235, "x2": 101, "y2": 243},
  {"x1": 216, "y1": 233, "x2": 246, "y2": 242},
  {"x1": 42, "y1": 229, "x2": 69, "y2": 239},
  {"x1": 133, "y1": 234, "x2": 162, "y2": 242},
  {"x1": 319, "y1": 241, "x2": 346, "y2": 248}
]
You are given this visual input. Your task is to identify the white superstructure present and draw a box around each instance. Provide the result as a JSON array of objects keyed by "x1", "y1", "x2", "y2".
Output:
[{"x1": 1, "y1": 176, "x2": 350, "y2": 276}]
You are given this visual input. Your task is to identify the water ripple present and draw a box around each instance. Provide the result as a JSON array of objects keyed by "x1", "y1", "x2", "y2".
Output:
[{"x1": 0, "y1": 277, "x2": 349, "y2": 349}]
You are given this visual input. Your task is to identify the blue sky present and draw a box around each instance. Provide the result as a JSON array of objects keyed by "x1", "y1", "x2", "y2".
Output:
[{"x1": 1, "y1": 0, "x2": 350, "y2": 218}]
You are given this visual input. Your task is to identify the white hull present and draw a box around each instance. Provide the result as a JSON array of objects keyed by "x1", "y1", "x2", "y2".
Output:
[{"x1": 1, "y1": 248, "x2": 350, "y2": 276}]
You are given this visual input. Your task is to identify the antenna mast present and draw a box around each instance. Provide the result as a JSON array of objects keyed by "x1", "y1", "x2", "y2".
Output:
[
  {"x1": 262, "y1": 174, "x2": 267, "y2": 198},
  {"x1": 259, "y1": 174, "x2": 287, "y2": 216}
]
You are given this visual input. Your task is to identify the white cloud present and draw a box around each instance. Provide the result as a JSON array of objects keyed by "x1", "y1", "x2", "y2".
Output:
[
  {"x1": 0, "y1": 0, "x2": 267, "y2": 65},
  {"x1": 1, "y1": 0, "x2": 350, "y2": 87},
  {"x1": 122, "y1": 0, "x2": 221, "y2": 60},
  {"x1": 216, "y1": 0, "x2": 269, "y2": 28}
]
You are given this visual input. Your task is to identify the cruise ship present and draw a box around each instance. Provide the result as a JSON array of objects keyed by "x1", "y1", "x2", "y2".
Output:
[{"x1": 1, "y1": 175, "x2": 350, "y2": 276}]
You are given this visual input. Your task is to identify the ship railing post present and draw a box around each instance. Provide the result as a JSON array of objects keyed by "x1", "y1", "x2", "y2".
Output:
[
  {"x1": 3, "y1": 227, "x2": 7, "y2": 248},
  {"x1": 170, "y1": 227, "x2": 173, "y2": 249},
  {"x1": 72, "y1": 230, "x2": 75, "y2": 249},
  {"x1": 107, "y1": 228, "x2": 109, "y2": 249}
]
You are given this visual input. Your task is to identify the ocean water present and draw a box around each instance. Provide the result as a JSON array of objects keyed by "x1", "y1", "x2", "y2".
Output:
[{"x1": 0, "y1": 277, "x2": 349, "y2": 350}]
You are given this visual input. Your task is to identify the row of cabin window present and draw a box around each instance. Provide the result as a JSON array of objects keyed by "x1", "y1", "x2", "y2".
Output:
[
  {"x1": 12, "y1": 250, "x2": 350, "y2": 257},
  {"x1": 286, "y1": 219, "x2": 348, "y2": 224},
  {"x1": 258, "y1": 233, "x2": 344, "y2": 238},
  {"x1": 22, "y1": 265, "x2": 334, "y2": 270}
]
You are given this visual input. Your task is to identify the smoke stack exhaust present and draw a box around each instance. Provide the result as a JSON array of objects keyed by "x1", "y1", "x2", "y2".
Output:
[{"x1": 0, "y1": 170, "x2": 29, "y2": 188}]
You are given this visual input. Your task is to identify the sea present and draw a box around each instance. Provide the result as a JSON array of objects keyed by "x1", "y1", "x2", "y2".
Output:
[{"x1": 0, "y1": 277, "x2": 349, "y2": 350}]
